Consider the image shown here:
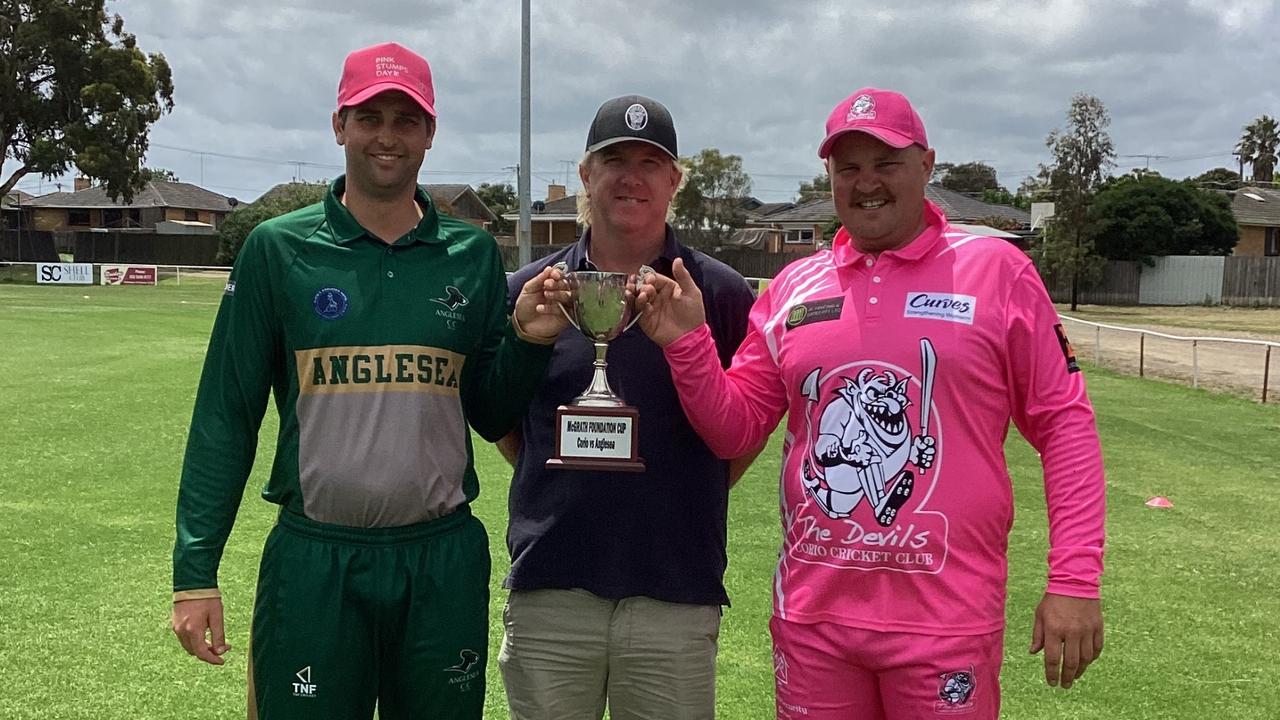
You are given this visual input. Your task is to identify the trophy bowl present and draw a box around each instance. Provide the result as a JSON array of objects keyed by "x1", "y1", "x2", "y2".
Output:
[{"x1": 563, "y1": 271, "x2": 634, "y2": 343}]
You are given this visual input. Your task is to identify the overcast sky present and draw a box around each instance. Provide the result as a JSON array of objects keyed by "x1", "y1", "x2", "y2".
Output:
[{"x1": 10, "y1": 0, "x2": 1280, "y2": 203}]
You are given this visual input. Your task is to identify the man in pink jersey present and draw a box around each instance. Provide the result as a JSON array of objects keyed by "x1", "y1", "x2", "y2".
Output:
[{"x1": 634, "y1": 87, "x2": 1105, "y2": 719}]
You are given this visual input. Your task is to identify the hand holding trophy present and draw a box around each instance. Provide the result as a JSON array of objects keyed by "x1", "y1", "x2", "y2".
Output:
[{"x1": 545, "y1": 262, "x2": 655, "y2": 472}]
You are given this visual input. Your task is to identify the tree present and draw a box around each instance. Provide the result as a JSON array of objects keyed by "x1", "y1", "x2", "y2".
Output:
[
  {"x1": 475, "y1": 182, "x2": 516, "y2": 234},
  {"x1": 1191, "y1": 167, "x2": 1244, "y2": 190},
  {"x1": 1088, "y1": 175, "x2": 1238, "y2": 262},
  {"x1": 1028, "y1": 223, "x2": 1106, "y2": 299},
  {"x1": 980, "y1": 188, "x2": 1032, "y2": 211},
  {"x1": 796, "y1": 174, "x2": 830, "y2": 203},
  {"x1": 1238, "y1": 115, "x2": 1279, "y2": 183},
  {"x1": 1042, "y1": 93, "x2": 1115, "y2": 310},
  {"x1": 935, "y1": 161, "x2": 1001, "y2": 194},
  {"x1": 673, "y1": 148, "x2": 753, "y2": 243},
  {"x1": 0, "y1": 1, "x2": 174, "y2": 203},
  {"x1": 216, "y1": 183, "x2": 326, "y2": 263},
  {"x1": 140, "y1": 167, "x2": 180, "y2": 183}
]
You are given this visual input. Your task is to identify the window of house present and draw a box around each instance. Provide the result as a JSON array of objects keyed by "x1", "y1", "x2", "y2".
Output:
[
  {"x1": 785, "y1": 228, "x2": 815, "y2": 245},
  {"x1": 1266, "y1": 227, "x2": 1279, "y2": 257},
  {"x1": 67, "y1": 209, "x2": 90, "y2": 226},
  {"x1": 184, "y1": 209, "x2": 200, "y2": 222},
  {"x1": 103, "y1": 209, "x2": 124, "y2": 227}
]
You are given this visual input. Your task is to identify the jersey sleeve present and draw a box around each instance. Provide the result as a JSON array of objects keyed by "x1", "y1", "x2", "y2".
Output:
[
  {"x1": 459, "y1": 248, "x2": 553, "y2": 441},
  {"x1": 1003, "y1": 265, "x2": 1107, "y2": 598},
  {"x1": 662, "y1": 282, "x2": 789, "y2": 459},
  {"x1": 173, "y1": 229, "x2": 281, "y2": 596}
]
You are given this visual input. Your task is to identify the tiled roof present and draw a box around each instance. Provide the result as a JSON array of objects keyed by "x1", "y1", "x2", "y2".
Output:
[
  {"x1": 751, "y1": 184, "x2": 1031, "y2": 226},
  {"x1": 423, "y1": 184, "x2": 472, "y2": 204},
  {"x1": 1230, "y1": 186, "x2": 1280, "y2": 227},
  {"x1": 26, "y1": 180, "x2": 232, "y2": 212}
]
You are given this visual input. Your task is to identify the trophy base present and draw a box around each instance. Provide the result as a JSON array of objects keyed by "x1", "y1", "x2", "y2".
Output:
[{"x1": 546, "y1": 405, "x2": 645, "y2": 473}]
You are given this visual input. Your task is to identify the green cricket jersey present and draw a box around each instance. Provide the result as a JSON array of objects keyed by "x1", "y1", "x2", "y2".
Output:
[{"x1": 173, "y1": 176, "x2": 551, "y2": 595}]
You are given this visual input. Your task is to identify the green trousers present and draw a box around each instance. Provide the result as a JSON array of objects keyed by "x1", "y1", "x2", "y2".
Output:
[{"x1": 250, "y1": 506, "x2": 489, "y2": 719}]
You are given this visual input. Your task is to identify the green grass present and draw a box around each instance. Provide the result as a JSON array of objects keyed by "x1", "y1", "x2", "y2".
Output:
[{"x1": 1, "y1": 282, "x2": 1277, "y2": 719}]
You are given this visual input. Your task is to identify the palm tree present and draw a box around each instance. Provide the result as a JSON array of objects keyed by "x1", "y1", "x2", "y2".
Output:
[{"x1": 1239, "y1": 116, "x2": 1279, "y2": 183}]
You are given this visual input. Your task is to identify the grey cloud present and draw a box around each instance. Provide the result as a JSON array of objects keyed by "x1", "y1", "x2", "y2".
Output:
[{"x1": 16, "y1": 0, "x2": 1272, "y2": 203}]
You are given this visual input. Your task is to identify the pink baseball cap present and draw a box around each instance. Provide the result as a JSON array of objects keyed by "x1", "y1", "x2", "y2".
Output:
[
  {"x1": 337, "y1": 42, "x2": 436, "y2": 117},
  {"x1": 817, "y1": 88, "x2": 928, "y2": 158}
]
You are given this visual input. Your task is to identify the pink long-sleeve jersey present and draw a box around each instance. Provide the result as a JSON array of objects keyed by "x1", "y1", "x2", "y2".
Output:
[{"x1": 665, "y1": 202, "x2": 1105, "y2": 635}]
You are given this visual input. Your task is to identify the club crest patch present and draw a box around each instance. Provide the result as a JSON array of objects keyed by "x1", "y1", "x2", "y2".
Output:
[
  {"x1": 935, "y1": 666, "x2": 977, "y2": 713},
  {"x1": 432, "y1": 286, "x2": 470, "y2": 310},
  {"x1": 313, "y1": 287, "x2": 349, "y2": 320},
  {"x1": 625, "y1": 103, "x2": 649, "y2": 130},
  {"x1": 847, "y1": 94, "x2": 877, "y2": 121}
]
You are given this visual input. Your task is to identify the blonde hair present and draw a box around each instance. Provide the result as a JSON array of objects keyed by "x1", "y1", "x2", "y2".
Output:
[{"x1": 575, "y1": 150, "x2": 687, "y2": 228}]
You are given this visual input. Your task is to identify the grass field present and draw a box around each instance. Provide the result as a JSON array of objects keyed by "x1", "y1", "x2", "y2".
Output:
[{"x1": 2, "y1": 281, "x2": 1278, "y2": 719}]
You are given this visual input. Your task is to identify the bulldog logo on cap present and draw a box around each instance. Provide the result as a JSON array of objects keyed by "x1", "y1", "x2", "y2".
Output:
[
  {"x1": 625, "y1": 103, "x2": 649, "y2": 131},
  {"x1": 847, "y1": 94, "x2": 877, "y2": 122}
]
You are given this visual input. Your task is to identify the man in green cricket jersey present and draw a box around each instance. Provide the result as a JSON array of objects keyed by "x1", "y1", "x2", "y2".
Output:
[{"x1": 170, "y1": 42, "x2": 568, "y2": 720}]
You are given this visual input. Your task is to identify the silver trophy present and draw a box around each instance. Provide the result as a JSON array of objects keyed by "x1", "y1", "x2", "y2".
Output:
[{"x1": 546, "y1": 262, "x2": 652, "y2": 471}]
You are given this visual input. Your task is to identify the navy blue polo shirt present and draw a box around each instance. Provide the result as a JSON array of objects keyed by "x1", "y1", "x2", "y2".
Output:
[{"x1": 504, "y1": 226, "x2": 754, "y2": 605}]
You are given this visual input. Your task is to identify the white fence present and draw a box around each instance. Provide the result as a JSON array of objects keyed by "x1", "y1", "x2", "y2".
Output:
[
  {"x1": 0, "y1": 261, "x2": 231, "y2": 285},
  {"x1": 1060, "y1": 315, "x2": 1277, "y2": 403}
]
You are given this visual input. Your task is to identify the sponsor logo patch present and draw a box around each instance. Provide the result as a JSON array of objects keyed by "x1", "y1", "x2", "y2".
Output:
[
  {"x1": 785, "y1": 297, "x2": 844, "y2": 330},
  {"x1": 313, "y1": 287, "x2": 349, "y2": 320},
  {"x1": 903, "y1": 292, "x2": 976, "y2": 325},
  {"x1": 773, "y1": 648, "x2": 790, "y2": 685},
  {"x1": 1055, "y1": 323, "x2": 1080, "y2": 373},
  {"x1": 292, "y1": 665, "x2": 317, "y2": 698},
  {"x1": 224, "y1": 280, "x2": 236, "y2": 296}
]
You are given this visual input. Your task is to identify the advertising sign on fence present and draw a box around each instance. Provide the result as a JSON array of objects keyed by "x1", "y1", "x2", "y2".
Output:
[
  {"x1": 101, "y1": 264, "x2": 158, "y2": 286},
  {"x1": 36, "y1": 263, "x2": 94, "y2": 285}
]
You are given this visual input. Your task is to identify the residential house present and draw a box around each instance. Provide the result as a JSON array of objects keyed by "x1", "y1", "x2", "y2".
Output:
[
  {"x1": 1, "y1": 190, "x2": 33, "y2": 230},
  {"x1": 499, "y1": 185, "x2": 580, "y2": 247},
  {"x1": 747, "y1": 184, "x2": 1032, "y2": 251},
  {"x1": 1229, "y1": 186, "x2": 1280, "y2": 257},
  {"x1": 423, "y1": 184, "x2": 500, "y2": 230},
  {"x1": 24, "y1": 178, "x2": 233, "y2": 231},
  {"x1": 253, "y1": 182, "x2": 500, "y2": 231}
]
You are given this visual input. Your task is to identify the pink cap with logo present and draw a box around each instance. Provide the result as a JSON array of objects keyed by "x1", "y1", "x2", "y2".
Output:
[
  {"x1": 337, "y1": 42, "x2": 436, "y2": 117},
  {"x1": 818, "y1": 88, "x2": 928, "y2": 158}
]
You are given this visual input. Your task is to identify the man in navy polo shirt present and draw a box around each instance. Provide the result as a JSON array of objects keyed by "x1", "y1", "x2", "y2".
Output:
[{"x1": 496, "y1": 95, "x2": 758, "y2": 719}]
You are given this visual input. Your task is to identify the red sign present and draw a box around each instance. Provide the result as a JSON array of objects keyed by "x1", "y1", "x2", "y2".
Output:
[{"x1": 101, "y1": 264, "x2": 158, "y2": 286}]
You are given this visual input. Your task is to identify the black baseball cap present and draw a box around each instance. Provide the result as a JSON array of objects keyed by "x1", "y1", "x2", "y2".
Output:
[{"x1": 585, "y1": 95, "x2": 678, "y2": 160}]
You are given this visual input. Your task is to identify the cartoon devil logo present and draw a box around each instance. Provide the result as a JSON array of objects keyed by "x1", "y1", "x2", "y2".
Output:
[{"x1": 801, "y1": 339, "x2": 939, "y2": 525}]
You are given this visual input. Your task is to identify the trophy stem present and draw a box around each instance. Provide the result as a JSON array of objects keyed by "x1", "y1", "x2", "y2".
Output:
[{"x1": 574, "y1": 342, "x2": 625, "y2": 407}]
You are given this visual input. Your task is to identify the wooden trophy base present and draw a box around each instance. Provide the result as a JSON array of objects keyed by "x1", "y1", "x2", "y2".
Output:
[{"x1": 545, "y1": 404, "x2": 645, "y2": 472}]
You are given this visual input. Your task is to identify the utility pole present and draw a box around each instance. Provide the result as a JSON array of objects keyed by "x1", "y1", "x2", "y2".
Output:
[{"x1": 517, "y1": 0, "x2": 532, "y2": 267}]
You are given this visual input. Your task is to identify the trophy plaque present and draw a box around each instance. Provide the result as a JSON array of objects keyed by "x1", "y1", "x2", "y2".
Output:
[{"x1": 545, "y1": 265, "x2": 651, "y2": 472}]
